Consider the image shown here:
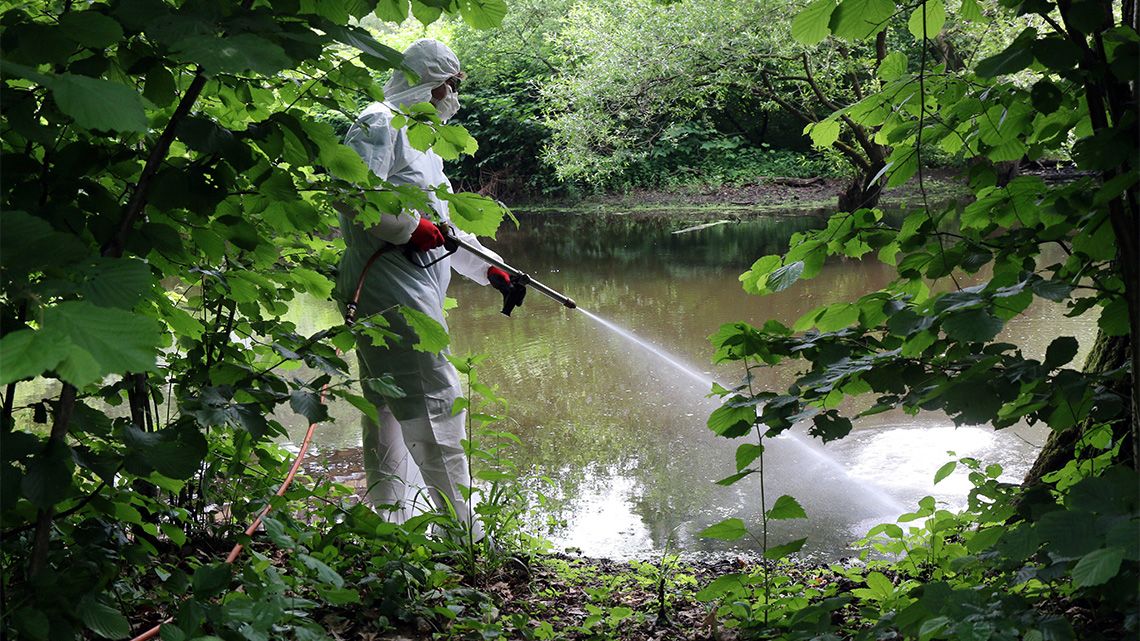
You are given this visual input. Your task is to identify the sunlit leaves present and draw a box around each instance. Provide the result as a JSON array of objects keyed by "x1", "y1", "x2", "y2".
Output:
[
  {"x1": 878, "y1": 52, "x2": 908, "y2": 80},
  {"x1": 791, "y1": 0, "x2": 837, "y2": 45},
  {"x1": 828, "y1": 0, "x2": 895, "y2": 41},
  {"x1": 907, "y1": 0, "x2": 945, "y2": 40},
  {"x1": 806, "y1": 119, "x2": 841, "y2": 149},
  {"x1": 440, "y1": 191, "x2": 508, "y2": 237},
  {"x1": 458, "y1": 0, "x2": 509, "y2": 29}
]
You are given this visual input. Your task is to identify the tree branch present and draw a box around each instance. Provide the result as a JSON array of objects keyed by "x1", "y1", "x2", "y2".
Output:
[{"x1": 29, "y1": 384, "x2": 77, "y2": 578}]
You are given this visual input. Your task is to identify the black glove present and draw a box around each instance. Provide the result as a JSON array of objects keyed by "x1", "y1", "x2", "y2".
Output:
[{"x1": 487, "y1": 267, "x2": 527, "y2": 316}]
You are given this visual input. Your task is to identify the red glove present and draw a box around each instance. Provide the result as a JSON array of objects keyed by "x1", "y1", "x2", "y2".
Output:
[
  {"x1": 408, "y1": 217, "x2": 445, "y2": 252},
  {"x1": 487, "y1": 266, "x2": 511, "y2": 290}
]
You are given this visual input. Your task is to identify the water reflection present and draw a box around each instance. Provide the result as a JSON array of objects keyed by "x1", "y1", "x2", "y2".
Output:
[{"x1": 286, "y1": 210, "x2": 1098, "y2": 559}]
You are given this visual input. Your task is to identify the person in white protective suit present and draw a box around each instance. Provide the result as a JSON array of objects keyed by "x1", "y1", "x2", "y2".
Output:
[{"x1": 336, "y1": 39, "x2": 520, "y2": 538}]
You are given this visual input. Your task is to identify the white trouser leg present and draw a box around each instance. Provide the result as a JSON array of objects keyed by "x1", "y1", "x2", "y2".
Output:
[
  {"x1": 361, "y1": 406, "x2": 427, "y2": 522},
  {"x1": 398, "y1": 411, "x2": 484, "y2": 541}
]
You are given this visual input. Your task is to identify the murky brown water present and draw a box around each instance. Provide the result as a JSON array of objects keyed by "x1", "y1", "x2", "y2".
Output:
[{"x1": 286, "y1": 210, "x2": 1099, "y2": 560}]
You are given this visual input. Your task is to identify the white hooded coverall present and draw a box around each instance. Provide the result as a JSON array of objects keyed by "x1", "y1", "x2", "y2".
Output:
[{"x1": 336, "y1": 39, "x2": 500, "y2": 536}]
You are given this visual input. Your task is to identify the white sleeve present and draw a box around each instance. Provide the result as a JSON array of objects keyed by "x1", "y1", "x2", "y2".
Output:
[
  {"x1": 342, "y1": 111, "x2": 419, "y2": 244},
  {"x1": 449, "y1": 226, "x2": 505, "y2": 286}
]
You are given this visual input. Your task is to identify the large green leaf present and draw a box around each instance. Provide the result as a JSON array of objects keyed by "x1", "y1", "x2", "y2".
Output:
[
  {"x1": 77, "y1": 596, "x2": 131, "y2": 640},
  {"x1": 458, "y1": 0, "x2": 508, "y2": 28},
  {"x1": 907, "y1": 0, "x2": 945, "y2": 39},
  {"x1": 192, "y1": 563, "x2": 232, "y2": 599},
  {"x1": 735, "y1": 443, "x2": 764, "y2": 471},
  {"x1": 0, "y1": 329, "x2": 69, "y2": 386},
  {"x1": 21, "y1": 440, "x2": 75, "y2": 510},
  {"x1": 1071, "y1": 546, "x2": 1125, "y2": 587},
  {"x1": 59, "y1": 11, "x2": 124, "y2": 48},
  {"x1": 81, "y1": 258, "x2": 154, "y2": 309},
  {"x1": 792, "y1": 0, "x2": 837, "y2": 45},
  {"x1": 123, "y1": 424, "x2": 207, "y2": 480},
  {"x1": 829, "y1": 0, "x2": 895, "y2": 41},
  {"x1": 768, "y1": 494, "x2": 808, "y2": 520},
  {"x1": 708, "y1": 402, "x2": 756, "y2": 438},
  {"x1": 399, "y1": 307, "x2": 450, "y2": 353},
  {"x1": 42, "y1": 301, "x2": 164, "y2": 388},
  {"x1": 176, "y1": 34, "x2": 295, "y2": 75},
  {"x1": 324, "y1": 23, "x2": 406, "y2": 71},
  {"x1": 442, "y1": 191, "x2": 507, "y2": 237},
  {"x1": 51, "y1": 73, "x2": 148, "y2": 133},
  {"x1": 976, "y1": 29, "x2": 1036, "y2": 77},
  {"x1": 699, "y1": 518, "x2": 748, "y2": 541},
  {"x1": 941, "y1": 308, "x2": 1003, "y2": 343}
]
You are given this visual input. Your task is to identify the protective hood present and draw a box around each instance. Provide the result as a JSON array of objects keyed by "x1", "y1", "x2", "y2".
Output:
[{"x1": 383, "y1": 39, "x2": 462, "y2": 111}]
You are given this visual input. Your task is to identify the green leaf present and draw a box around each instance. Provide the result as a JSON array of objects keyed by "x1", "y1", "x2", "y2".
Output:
[
  {"x1": 174, "y1": 34, "x2": 294, "y2": 75},
  {"x1": 324, "y1": 23, "x2": 405, "y2": 71},
  {"x1": 735, "y1": 443, "x2": 764, "y2": 471},
  {"x1": 318, "y1": 587, "x2": 361, "y2": 605},
  {"x1": 290, "y1": 390, "x2": 330, "y2": 424},
  {"x1": 708, "y1": 402, "x2": 755, "y2": 438},
  {"x1": 976, "y1": 29, "x2": 1036, "y2": 77},
  {"x1": 1072, "y1": 547, "x2": 1124, "y2": 587},
  {"x1": 43, "y1": 301, "x2": 164, "y2": 388},
  {"x1": 715, "y1": 470, "x2": 756, "y2": 486},
  {"x1": 1045, "y1": 336, "x2": 1079, "y2": 368},
  {"x1": 22, "y1": 440, "x2": 75, "y2": 510},
  {"x1": 960, "y1": 0, "x2": 984, "y2": 20},
  {"x1": 699, "y1": 517, "x2": 748, "y2": 541},
  {"x1": 695, "y1": 573, "x2": 747, "y2": 600},
  {"x1": 441, "y1": 191, "x2": 506, "y2": 237},
  {"x1": 934, "y1": 461, "x2": 956, "y2": 484},
  {"x1": 299, "y1": 553, "x2": 345, "y2": 588},
  {"x1": 192, "y1": 563, "x2": 232, "y2": 599},
  {"x1": 766, "y1": 261, "x2": 805, "y2": 293},
  {"x1": 0, "y1": 329, "x2": 70, "y2": 386},
  {"x1": 399, "y1": 307, "x2": 450, "y2": 353},
  {"x1": 1098, "y1": 298, "x2": 1129, "y2": 336},
  {"x1": 807, "y1": 120, "x2": 841, "y2": 149},
  {"x1": 60, "y1": 11, "x2": 124, "y2": 48},
  {"x1": 907, "y1": 0, "x2": 945, "y2": 39},
  {"x1": 77, "y1": 596, "x2": 130, "y2": 640},
  {"x1": 768, "y1": 495, "x2": 808, "y2": 520},
  {"x1": 375, "y1": 0, "x2": 410, "y2": 22},
  {"x1": 829, "y1": 0, "x2": 895, "y2": 41},
  {"x1": 792, "y1": 0, "x2": 837, "y2": 45},
  {"x1": 81, "y1": 258, "x2": 154, "y2": 308},
  {"x1": 942, "y1": 308, "x2": 1003, "y2": 343},
  {"x1": 124, "y1": 424, "x2": 207, "y2": 480},
  {"x1": 457, "y1": 0, "x2": 508, "y2": 29},
  {"x1": 764, "y1": 537, "x2": 807, "y2": 560},
  {"x1": 322, "y1": 144, "x2": 370, "y2": 182},
  {"x1": 51, "y1": 74, "x2": 148, "y2": 133},
  {"x1": 878, "y1": 51, "x2": 908, "y2": 80}
]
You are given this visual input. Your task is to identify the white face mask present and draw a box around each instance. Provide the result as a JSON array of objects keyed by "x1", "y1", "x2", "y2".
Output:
[{"x1": 435, "y1": 86, "x2": 460, "y2": 122}]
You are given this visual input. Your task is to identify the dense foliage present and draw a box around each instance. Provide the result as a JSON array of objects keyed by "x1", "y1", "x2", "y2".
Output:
[
  {"x1": 0, "y1": 1, "x2": 521, "y2": 639},
  {"x1": 697, "y1": 0, "x2": 1139, "y2": 635}
]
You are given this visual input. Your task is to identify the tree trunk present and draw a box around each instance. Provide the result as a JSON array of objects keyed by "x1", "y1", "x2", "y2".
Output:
[
  {"x1": 837, "y1": 164, "x2": 884, "y2": 211},
  {"x1": 1022, "y1": 331, "x2": 1134, "y2": 487}
]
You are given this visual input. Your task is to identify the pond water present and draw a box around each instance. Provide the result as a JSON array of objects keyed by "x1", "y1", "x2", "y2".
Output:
[{"x1": 284, "y1": 210, "x2": 1099, "y2": 560}]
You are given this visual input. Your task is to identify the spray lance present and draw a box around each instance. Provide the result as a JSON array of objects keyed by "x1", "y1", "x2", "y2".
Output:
[{"x1": 345, "y1": 220, "x2": 576, "y2": 325}]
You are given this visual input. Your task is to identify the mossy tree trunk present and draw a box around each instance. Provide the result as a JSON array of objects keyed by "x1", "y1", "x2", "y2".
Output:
[{"x1": 1022, "y1": 331, "x2": 1134, "y2": 487}]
